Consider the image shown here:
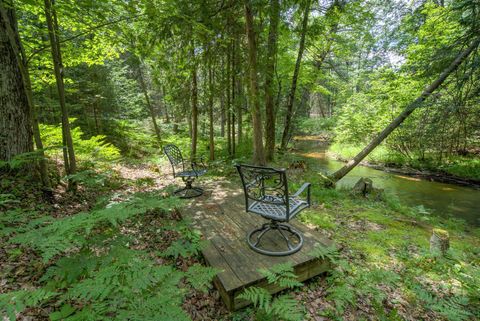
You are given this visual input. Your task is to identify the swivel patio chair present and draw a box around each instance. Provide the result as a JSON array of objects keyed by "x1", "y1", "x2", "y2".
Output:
[
  {"x1": 164, "y1": 144, "x2": 207, "y2": 198},
  {"x1": 235, "y1": 164, "x2": 311, "y2": 256}
]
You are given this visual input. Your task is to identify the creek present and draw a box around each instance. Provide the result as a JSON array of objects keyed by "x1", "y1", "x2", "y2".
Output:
[{"x1": 294, "y1": 137, "x2": 480, "y2": 226}]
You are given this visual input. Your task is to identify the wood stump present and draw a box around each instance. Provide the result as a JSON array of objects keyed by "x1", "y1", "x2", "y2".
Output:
[{"x1": 430, "y1": 228, "x2": 450, "y2": 256}]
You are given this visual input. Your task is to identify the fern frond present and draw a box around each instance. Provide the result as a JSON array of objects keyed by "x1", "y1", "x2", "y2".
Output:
[
  {"x1": 238, "y1": 287, "x2": 272, "y2": 311},
  {"x1": 185, "y1": 264, "x2": 220, "y2": 293}
]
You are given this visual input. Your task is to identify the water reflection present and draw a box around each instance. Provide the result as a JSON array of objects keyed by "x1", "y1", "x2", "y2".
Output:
[{"x1": 295, "y1": 139, "x2": 480, "y2": 226}]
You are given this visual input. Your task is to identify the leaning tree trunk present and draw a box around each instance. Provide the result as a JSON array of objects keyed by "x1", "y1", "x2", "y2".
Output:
[
  {"x1": 0, "y1": 2, "x2": 33, "y2": 162},
  {"x1": 44, "y1": 0, "x2": 76, "y2": 176},
  {"x1": 265, "y1": 0, "x2": 280, "y2": 162},
  {"x1": 244, "y1": 0, "x2": 266, "y2": 165},
  {"x1": 329, "y1": 37, "x2": 480, "y2": 183},
  {"x1": 280, "y1": 0, "x2": 311, "y2": 150}
]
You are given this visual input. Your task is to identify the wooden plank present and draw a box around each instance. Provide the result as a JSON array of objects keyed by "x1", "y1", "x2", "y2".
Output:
[{"x1": 181, "y1": 181, "x2": 333, "y2": 311}]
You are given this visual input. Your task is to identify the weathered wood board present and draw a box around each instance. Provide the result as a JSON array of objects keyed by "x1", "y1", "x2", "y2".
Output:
[{"x1": 181, "y1": 180, "x2": 332, "y2": 311}]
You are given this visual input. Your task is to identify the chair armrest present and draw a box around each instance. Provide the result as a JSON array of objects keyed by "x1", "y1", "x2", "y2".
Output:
[
  {"x1": 293, "y1": 182, "x2": 311, "y2": 205},
  {"x1": 191, "y1": 156, "x2": 207, "y2": 176}
]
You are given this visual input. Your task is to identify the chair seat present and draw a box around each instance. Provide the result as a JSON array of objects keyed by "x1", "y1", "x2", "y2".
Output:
[
  {"x1": 176, "y1": 169, "x2": 207, "y2": 177},
  {"x1": 248, "y1": 196, "x2": 308, "y2": 221}
]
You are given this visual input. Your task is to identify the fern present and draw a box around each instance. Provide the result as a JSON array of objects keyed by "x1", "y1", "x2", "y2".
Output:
[
  {"x1": 308, "y1": 244, "x2": 339, "y2": 262},
  {"x1": 238, "y1": 287, "x2": 304, "y2": 321},
  {"x1": 0, "y1": 289, "x2": 57, "y2": 321},
  {"x1": 259, "y1": 262, "x2": 303, "y2": 289},
  {"x1": 9, "y1": 192, "x2": 179, "y2": 262},
  {"x1": 185, "y1": 264, "x2": 220, "y2": 292}
]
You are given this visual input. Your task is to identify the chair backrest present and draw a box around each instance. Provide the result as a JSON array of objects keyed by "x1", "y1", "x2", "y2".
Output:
[
  {"x1": 235, "y1": 164, "x2": 290, "y2": 219},
  {"x1": 163, "y1": 144, "x2": 184, "y2": 177}
]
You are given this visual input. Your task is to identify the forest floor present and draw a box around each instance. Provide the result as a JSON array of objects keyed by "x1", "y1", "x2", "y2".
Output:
[{"x1": 1, "y1": 145, "x2": 479, "y2": 320}]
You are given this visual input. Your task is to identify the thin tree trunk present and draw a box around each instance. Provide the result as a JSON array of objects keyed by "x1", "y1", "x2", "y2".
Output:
[
  {"x1": 330, "y1": 37, "x2": 480, "y2": 183},
  {"x1": 162, "y1": 85, "x2": 170, "y2": 123},
  {"x1": 231, "y1": 40, "x2": 236, "y2": 157},
  {"x1": 265, "y1": 0, "x2": 280, "y2": 161},
  {"x1": 190, "y1": 43, "x2": 198, "y2": 160},
  {"x1": 208, "y1": 61, "x2": 215, "y2": 161},
  {"x1": 138, "y1": 64, "x2": 161, "y2": 143},
  {"x1": 244, "y1": 0, "x2": 266, "y2": 165},
  {"x1": 280, "y1": 0, "x2": 311, "y2": 150},
  {"x1": 226, "y1": 42, "x2": 232, "y2": 156},
  {"x1": 237, "y1": 73, "x2": 243, "y2": 145},
  {"x1": 44, "y1": 0, "x2": 76, "y2": 176}
]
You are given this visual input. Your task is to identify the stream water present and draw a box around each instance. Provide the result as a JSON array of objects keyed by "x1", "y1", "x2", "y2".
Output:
[{"x1": 294, "y1": 138, "x2": 480, "y2": 226}]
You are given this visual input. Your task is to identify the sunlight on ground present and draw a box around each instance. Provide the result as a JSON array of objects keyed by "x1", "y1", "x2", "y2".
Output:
[
  {"x1": 395, "y1": 174, "x2": 422, "y2": 182},
  {"x1": 299, "y1": 152, "x2": 326, "y2": 159}
]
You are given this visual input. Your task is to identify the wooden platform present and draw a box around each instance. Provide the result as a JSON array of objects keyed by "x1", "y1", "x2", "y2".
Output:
[{"x1": 181, "y1": 180, "x2": 333, "y2": 311}]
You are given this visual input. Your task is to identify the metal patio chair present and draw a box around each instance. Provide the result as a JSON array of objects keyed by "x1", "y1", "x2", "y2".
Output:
[
  {"x1": 164, "y1": 144, "x2": 207, "y2": 198},
  {"x1": 235, "y1": 164, "x2": 311, "y2": 256}
]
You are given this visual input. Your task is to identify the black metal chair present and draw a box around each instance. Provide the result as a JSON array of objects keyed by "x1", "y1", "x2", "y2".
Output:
[
  {"x1": 164, "y1": 144, "x2": 207, "y2": 198},
  {"x1": 235, "y1": 164, "x2": 311, "y2": 256}
]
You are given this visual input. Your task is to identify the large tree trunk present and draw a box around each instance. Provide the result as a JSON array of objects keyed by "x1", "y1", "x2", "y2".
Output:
[
  {"x1": 280, "y1": 0, "x2": 311, "y2": 150},
  {"x1": 0, "y1": 2, "x2": 50, "y2": 187},
  {"x1": 44, "y1": 0, "x2": 76, "y2": 176},
  {"x1": 138, "y1": 64, "x2": 161, "y2": 143},
  {"x1": 0, "y1": 2, "x2": 33, "y2": 162},
  {"x1": 330, "y1": 37, "x2": 480, "y2": 183},
  {"x1": 244, "y1": 0, "x2": 266, "y2": 165},
  {"x1": 264, "y1": 0, "x2": 280, "y2": 162}
]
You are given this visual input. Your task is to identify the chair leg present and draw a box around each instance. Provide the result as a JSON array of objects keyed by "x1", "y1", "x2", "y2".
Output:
[
  {"x1": 173, "y1": 177, "x2": 203, "y2": 198},
  {"x1": 247, "y1": 221, "x2": 304, "y2": 256}
]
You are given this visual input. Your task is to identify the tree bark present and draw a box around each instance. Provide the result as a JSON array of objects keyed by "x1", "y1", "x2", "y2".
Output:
[
  {"x1": 244, "y1": 0, "x2": 266, "y2": 165},
  {"x1": 264, "y1": 0, "x2": 280, "y2": 161},
  {"x1": 0, "y1": 2, "x2": 50, "y2": 187},
  {"x1": 44, "y1": 0, "x2": 76, "y2": 176},
  {"x1": 0, "y1": 2, "x2": 33, "y2": 162},
  {"x1": 330, "y1": 37, "x2": 480, "y2": 183},
  {"x1": 280, "y1": 0, "x2": 311, "y2": 150}
]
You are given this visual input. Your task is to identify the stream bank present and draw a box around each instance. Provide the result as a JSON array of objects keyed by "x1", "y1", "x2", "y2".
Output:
[{"x1": 292, "y1": 136, "x2": 480, "y2": 226}]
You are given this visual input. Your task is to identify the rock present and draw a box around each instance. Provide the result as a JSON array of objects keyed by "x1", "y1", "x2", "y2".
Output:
[
  {"x1": 352, "y1": 177, "x2": 373, "y2": 196},
  {"x1": 430, "y1": 228, "x2": 450, "y2": 256}
]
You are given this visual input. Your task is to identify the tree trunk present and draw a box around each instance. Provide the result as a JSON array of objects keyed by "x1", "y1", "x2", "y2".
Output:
[
  {"x1": 0, "y1": 2, "x2": 50, "y2": 187},
  {"x1": 44, "y1": 0, "x2": 77, "y2": 176},
  {"x1": 244, "y1": 0, "x2": 266, "y2": 165},
  {"x1": 280, "y1": 0, "x2": 311, "y2": 150},
  {"x1": 330, "y1": 37, "x2": 480, "y2": 183},
  {"x1": 0, "y1": 3, "x2": 33, "y2": 162},
  {"x1": 226, "y1": 42, "x2": 232, "y2": 156},
  {"x1": 208, "y1": 57, "x2": 215, "y2": 161},
  {"x1": 190, "y1": 43, "x2": 198, "y2": 160},
  {"x1": 162, "y1": 85, "x2": 170, "y2": 124},
  {"x1": 231, "y1": 40, "x2": 236, "y2": 157},
  {"x1": 265, "y1": 0, "x2": 280, "y2": 162},
  {"x1": 138, "y1": 64, "x2": 161, "y2": 143}
]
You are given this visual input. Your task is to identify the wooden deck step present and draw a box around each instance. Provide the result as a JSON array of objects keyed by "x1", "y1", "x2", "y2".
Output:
[{"x1": 181, "y1": 180, "x2": 332, "y2": 311}]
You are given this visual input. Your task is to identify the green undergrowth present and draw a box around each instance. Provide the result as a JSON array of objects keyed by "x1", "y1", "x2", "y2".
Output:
[
  {"x1": 329, "y1": 142, "x2": 480, "y2": 181},
  {"x1": 0, "y1": 189, "x2": 219, "y2": 320},
  {"x1": 292, "y1": 171, "x2": 480, "y2": 320}
]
